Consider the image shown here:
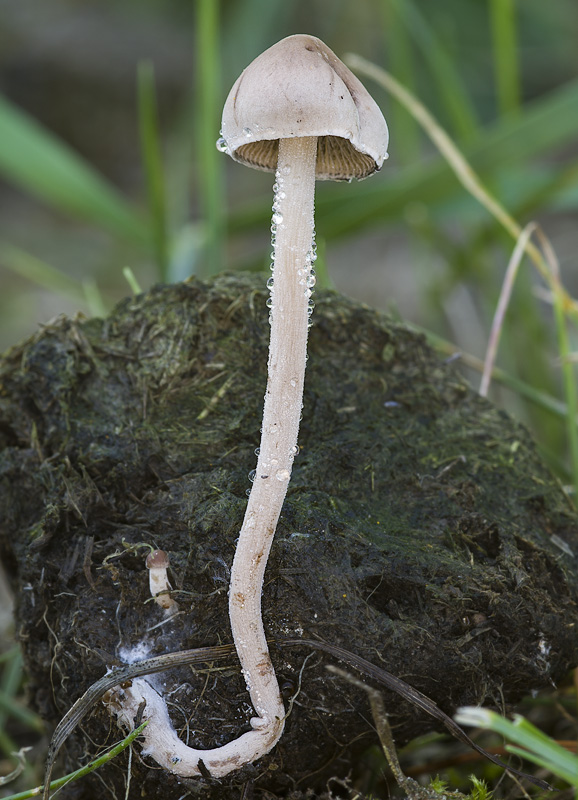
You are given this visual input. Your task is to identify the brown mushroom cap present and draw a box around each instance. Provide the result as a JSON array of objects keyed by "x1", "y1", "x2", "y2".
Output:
[
  {"x1": 220, "y1": 34, "x2": 388, "y2": 181},
  {"x1": 146, "y1": 549, "x2": 170, "y2": 569}
]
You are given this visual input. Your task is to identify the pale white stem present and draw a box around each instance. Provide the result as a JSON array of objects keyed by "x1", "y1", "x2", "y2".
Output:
[
  {"x1": 228, "y1": 134, "x2": 317, "y2": 739},
  {"x1": 108, "y1": 136, "x2": 317, "y2": 777},
  {"x1": 146, "y1": 549, "x2": 177, "y2": 612}
]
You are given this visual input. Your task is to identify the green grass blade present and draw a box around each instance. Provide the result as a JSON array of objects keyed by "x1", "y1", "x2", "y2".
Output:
[
  {"x1": 0, "y1": 244, "x2": 86, "y2": 303},
  {"x1": 221, "y1": 0, "x2": 291, "y2": 81},
  {"x1": 455, "y1": 707, "x2": 578, "y2": 788},
  {"x1": 0, "y1": 651, "x2": 43, "y2": 735},
  {"x1": 196, "y1": 0, "x2": 224, "y2": 277},
  {"x1": 81, "y1": 279, "x2": 107, "y2": 319},
  {"x1": 505, "y1": 745, "x2": 578, "y2": 787},
  {"x1": 1, "y1": 722, "x2": 148, "y2": 800},
  {"x1": 0, "y1": 95, "x2": 148, "y2": 246},
  {"x1": 138, "y1": 61, "x2": 169, "y2": 282},
  {"x1": 552, "y1": 280, "x2": 578, "y2": 498},
  {"x1": 389, "y1": 0, "x2": 479, "y2": 141},
  {"x1": 380, "y1": 0, "x2": 421, "y2": 164},
  {"x1": 489, "y1": 0, "x2": 521, "y2": 117},
  {"x1": 122, "y1": 266, "x2": 142, "y2": 295}
]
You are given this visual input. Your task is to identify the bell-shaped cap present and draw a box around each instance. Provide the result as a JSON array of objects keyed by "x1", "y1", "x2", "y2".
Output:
[{"x1": 220, "y1": 34, "x2": 389, "y2": 181}]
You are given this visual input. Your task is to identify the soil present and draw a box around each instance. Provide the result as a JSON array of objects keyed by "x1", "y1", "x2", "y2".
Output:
[{"x1": 0, "y1": 272, "x2": 577, "y2": 799}]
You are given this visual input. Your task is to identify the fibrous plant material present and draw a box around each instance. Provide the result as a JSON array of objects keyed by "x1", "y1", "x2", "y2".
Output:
[{"x1": 0, "y1": 273, "x2": 577, "y2": 799}]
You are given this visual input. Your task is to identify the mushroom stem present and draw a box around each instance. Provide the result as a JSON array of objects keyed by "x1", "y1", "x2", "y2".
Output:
[
  {"x1": 229, "y1": 135, "x2": 318, "y2": 735},
  {"x1": 146, "y1": 549, "x2": 177, "y2": 612},
  {"x1": 106, "y1": 138, "x2": 318, "y2": 778}
]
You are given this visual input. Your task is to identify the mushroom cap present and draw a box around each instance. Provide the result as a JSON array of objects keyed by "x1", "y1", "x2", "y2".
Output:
[
  {"x1": 220, "y1": 34, "x2": 389, "y2": 181},
  {"x1": 146, "y1": 549, "x2": 170, "y2": 569}
]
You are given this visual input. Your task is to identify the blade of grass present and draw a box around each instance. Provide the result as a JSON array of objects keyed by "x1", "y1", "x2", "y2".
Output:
[
  {"x1": 1, "y1": 722, "x2": 148, "y2": 800},
  {"x1": 196, "y1": 0, "x2": 224, "y2": 277},
  {"x1": 0, "y1": 651, "x2": 22, "y2": 757},
  {"x1": 0, "y1": 245, "x2": 86, "y2": 303},
  {"x1": 81, "y1": 279, "x2": 107, "y2": 319},
  {"x1": 455, "y1": 707, "x2": 578, "y2": 787},
  {"x1": 0, "y1": 651, "x2": 43, "y2": 736},
  {"x1": 388, "y1": 0, "x2": 479, "y2": 141},
  {"x1": 480, "y1": 222, "x2": 536, "y2": 396},
  {"x1": 122, "y1": 266, "x2": 142, "y2": 295},
  {"x1": 380, "y1": 0, "x2": 421, "y2": 163},
  {"x1": 168, "y1": 222, "x2": 207, "y2": 282},
  {"x1": 138, "y1": 61, "x2": 169, "y2": 282},
  {"x1": 344, "y1": 55, "x2": 578, "y2": 317},
  {"x1": 546, "y1": 231, "x2": 578, "y2": 503},
  {"x1": 489, "y1": 0, "x2": 521, "y2": 117},
  {"x1": 0, "y1": 95, "x2": 148, "y2": 246},
  {"x1": 221, "y1": 0, "x2": 291, "y2": 81}
]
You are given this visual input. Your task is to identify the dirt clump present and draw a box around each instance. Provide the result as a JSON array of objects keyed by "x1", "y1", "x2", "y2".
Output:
[{"x1": 0, "y1": 272, "x2": 577, "y2": 799}]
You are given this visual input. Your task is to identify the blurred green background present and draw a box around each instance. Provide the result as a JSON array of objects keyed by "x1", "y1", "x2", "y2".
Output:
[{"x1": 1, "y1": 0, "x2": 578, "y2": 481}]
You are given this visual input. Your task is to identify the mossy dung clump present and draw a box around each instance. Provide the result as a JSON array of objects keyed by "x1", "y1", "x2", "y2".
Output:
[{"x1": 0, "y1": 272, "x2": 577, "y2": 799}]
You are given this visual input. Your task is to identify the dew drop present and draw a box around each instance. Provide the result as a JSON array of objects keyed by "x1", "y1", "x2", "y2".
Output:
[
  {"x1": 248, "y1": 469, "x2": 256, "y2": 483},
  {"x1": 243, "y1": 127, "x2": 252, "y2": 137},
  {"x1": 254, "y1": 447, "x2": 260, "y2": 456},
  {"x1": 290, "y1": 445, "x2": 299, "y2": 456},
  {"x1": 216, "y1": 137, "x2": 228, "y2": 153},
  {"x1": 290, "y1": 379, "x2": 297, "y2": 388},
  {"x1": 276, "y1": 469, "x2": 290, "y2": 481},
  {"x1": 245, "y1": 488, "x2": 251, "y2": 497},
  {"x1": 266, "y1": 276, "x2": 274, "y2": 289},
  {"x1": 272, "y1": 212, "x2": 283, "y2": 225},
  {"x1": 306, "y1": 274, "x2": 316, "y2": 288},
  {"x1": 266, "y1": 297, "x2": 273, "y2": 308}
]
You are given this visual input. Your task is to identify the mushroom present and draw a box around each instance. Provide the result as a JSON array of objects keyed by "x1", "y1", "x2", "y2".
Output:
[
  {"x1": 219, "y1": 32, "x2": 389, "y2": 762},
  {"x1": 105, "y1": 34, "x2": 388, "y2": 779},
  {"x1": 146, "y1": 549, "x2": 177, "y2": 612}
]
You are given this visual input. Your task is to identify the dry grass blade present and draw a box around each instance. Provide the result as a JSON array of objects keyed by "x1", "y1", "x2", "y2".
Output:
[
  {"x1": 480, "y1": 222, "x2": 537, "y2": 397},
  {"x1": 345, "y1": 53, "x2": 578, "y2": 321}
]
